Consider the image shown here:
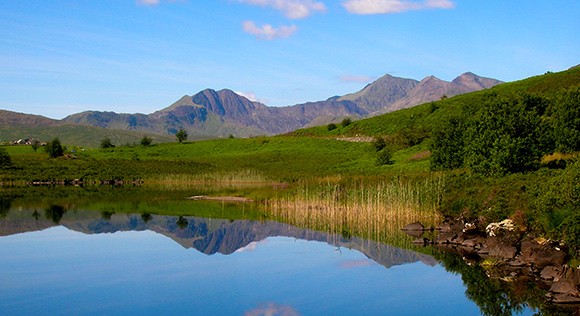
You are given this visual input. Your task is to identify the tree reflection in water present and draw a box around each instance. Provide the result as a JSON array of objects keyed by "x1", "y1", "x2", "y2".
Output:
[{"x1": 44, "y1": 205, "x2": 66, "y2": 224}]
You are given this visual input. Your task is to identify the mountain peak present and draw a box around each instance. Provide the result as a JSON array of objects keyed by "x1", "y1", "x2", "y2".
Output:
[{"x1": 452, "y1": 72, "x2": 503, "y2": 90}]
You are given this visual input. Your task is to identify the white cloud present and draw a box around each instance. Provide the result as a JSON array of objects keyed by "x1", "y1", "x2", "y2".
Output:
[
  {"x1": 239, "y1": 0, "x2": 327, "y2": 19},
  {"x1": 342, "y1": 0, "x2": 454, "y2": 14},
  {"x1": 137, "y1": 0, "x2": 161, "y2": 6},
  {"x1": 243, "y1": 21, "x2": 298, "y2": 40},
  {"x1": 339, "y1": 74, "x2": 376, "y2": 83}
]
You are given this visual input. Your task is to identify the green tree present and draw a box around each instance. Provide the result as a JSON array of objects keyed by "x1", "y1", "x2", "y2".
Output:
[
  {"x1": 175, "y1": 128, "x2": 188, "y2": 143},
  {"x1": 430, "y1": 117, "x2": 465, "y2": 170},
  {"x1": 0, "y1": 147, "x2": 12, "y2": 169},
  {"x1": 100, "y1": 137, "x2": 115, "y2": 149},
  {"x1": 552, "y1": 87, "x2": 580, "y2": 153},
  {"x1": 327, "y1": 123, "x2": 337, "y2": 131},
  {"x1": 140, "y1": 136, "x2": 152, "y2": 147},
  {"x1": 371, "y1": 136, "x2": 386, "y2": 152},
  {"x1": 31, "y1": 140, "x2": 41, "y2": 152},
  {"x1": 376, "y1": 149, "x2": 393, "y2": 166},
  {"x1": 45, "y1": 138, "x2": 64, "y2": 158},
  {"x1": 463, "y1": 96, "x2": 542, "y2": 175},
  {"x1": 341, "y1": 117, "x2": 352, "y2": 127}
]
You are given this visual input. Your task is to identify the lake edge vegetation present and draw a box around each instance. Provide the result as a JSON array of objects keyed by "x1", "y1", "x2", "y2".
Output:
[{"x1": 1, "y1": 67, "x2": 580, "y2": 256}]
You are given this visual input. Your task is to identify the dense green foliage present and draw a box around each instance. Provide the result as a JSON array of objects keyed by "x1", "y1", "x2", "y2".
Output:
[
  {"x1": 141, "y1": 136, "x2": 153, "y2": 147},
  {"x1": 45, "y1": 138, "x2": 65, "y2": 158},
  {"x1": 175, "y1": 128, "x2": 188, "y2": 143},
  {"x1": 1, "y1": 67, "x2": 579, "y2": 256},
  {"x1": 100, "y1": 137, "x2": 115, "y2": 149},
  {"x1": 0, "y1": 147, "x2": 12, "y2": 169}
]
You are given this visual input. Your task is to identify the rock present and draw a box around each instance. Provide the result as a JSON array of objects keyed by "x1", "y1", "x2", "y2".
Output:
[
  {"x1": 402, "y1": 222, "x2": 425, "y2": 231},
  {"x1": 540, "y1": 266, "x2": 563, "y2": 281},
  {"x1": 479, "y1": 237, "x2": 517, "y2": 260},
  {"x1": 521, "y1": 240, "x2": 568, "y2": 270},
  {"x1": 550, "y1": 279, "x2": 578, "y2": 294},
  {"x1": 549, "y1": 293, "x2": 580, "y2": 304}
]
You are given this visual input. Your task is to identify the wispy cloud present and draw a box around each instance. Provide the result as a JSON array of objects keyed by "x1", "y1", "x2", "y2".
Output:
[
  {"x1": 244, "y1": 303, "x2": 300, "y2": 316},
  {"x1": 136, "y1": 0, "x2": 161, "y2": 6},
  {"x1": 339, "y1": 74, "x2": 376, "y2": 83},
  {"x1": 343, "y1": 0, "x2": 454, "y2": 15},
  {"x1": 239, "y1": 0, "x2": 327, "y2": 19},
  {"x1": 243, "y1": 21, "x2": 298, "y2": 40}
]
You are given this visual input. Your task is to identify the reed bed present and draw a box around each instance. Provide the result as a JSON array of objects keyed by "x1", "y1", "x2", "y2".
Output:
[
  {"x1": 149, "y1": 169, "x2": 270, "y2": 187},
  {"x1": 263, "y1": 174, "x2": 444, "y2": 248}
]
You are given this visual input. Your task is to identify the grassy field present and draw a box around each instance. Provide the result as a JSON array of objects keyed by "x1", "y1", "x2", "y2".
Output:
[{"x1": 1, "y1": 67, "x2": 579, "y2": 256}]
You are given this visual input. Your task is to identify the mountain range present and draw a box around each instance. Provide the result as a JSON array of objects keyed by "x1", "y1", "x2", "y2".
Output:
[
  {"x1": 0, "y1": 209, "x2": 437, "y2": 270},
  {"x1": 1, "y1": 72, "x2": 501, "y2": 142}
]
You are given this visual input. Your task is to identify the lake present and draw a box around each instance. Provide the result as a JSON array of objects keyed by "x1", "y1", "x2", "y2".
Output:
[{"x1": 0, "y1": 187, "x2": 542, "y2": 315}]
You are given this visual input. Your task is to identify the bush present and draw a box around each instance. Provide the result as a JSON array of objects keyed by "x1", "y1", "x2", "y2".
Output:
[
  {"x1": 100, "y1": 137, "x2": 115, "y2": 149},
  {"x1": 175, "y1": 128, "x2": 188, "y2": 143},
  {"x1": 327, "y1": 123, "x2": 337, "y2": 131},
  {"x1": 341, "y1": 117, "x2": 352, "y2": 127},
  {"x1": 140, "y1": 136, "x2": 152, "y2": 147},
  {"x1": 371, "y1": 137, "x2": 386, "y2": 152},
  {"x1": 558, "y1": 213, "x2": 580, "y2": 255},
  {"x1": 376, "y1": 149, "x2": 393, "y2": 166},
  {"x1": 45, "y1": 138, "x2": 65, "y2": 158},
  {"x1": 0, "y1": 147, "x2": 12, "y2": 169}
]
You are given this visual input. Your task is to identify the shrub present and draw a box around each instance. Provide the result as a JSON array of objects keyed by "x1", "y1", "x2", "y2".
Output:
[
  {"x1": 327, "y1": 123, "x2": 337, "y2": 131},
  {"x1": 341, "y1": 117, "x2": 352, "y2": 127},
  {"x1": 45, "y1": 138, "x2": 65, "y2": 158},
  {"x1": 140, "y1": 136, "x2": 152, "y2": 147},
  {"x1": 175, "y1": 128, "x2": 188, "y2": 143},
  {"x1": 100, "y1": 137, "x2": 115, "y2": 149},
  {"x1": 376, "y1": 149, "x2": 393, "y2": 166},
  {"x1": 0, "y1": 147, "x2": 12, "y2": 169},
  {"x1": 371, "y1": 137, "x2": 386, "y2": 152},
  {"x1": 558, "y1": 213, "x2": 580, "y2": 255}
]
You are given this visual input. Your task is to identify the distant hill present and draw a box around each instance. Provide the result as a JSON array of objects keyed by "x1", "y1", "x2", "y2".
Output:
[
  {"x1": 291, "y1": 66, "x2": 580, "y2": 138},
  {"x1": 0, "y1": 110, "x2": 173, "y2": 147},
  {"x1": 1, "y1": 71, "x2": 501, "y2": 143},
  {"x1": 58, "y1": 72, "x2": 500, "y2": 138},
  {"x1": 340, "y1": 72, "x2": 502, "y2": 115}
]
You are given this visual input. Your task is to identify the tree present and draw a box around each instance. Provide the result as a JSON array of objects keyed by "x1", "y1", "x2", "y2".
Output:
[
  {"x1": 371, "y1": 137, "x2": 386, "y2": 152},
  {"x1": 0, "y1": 147, "x2": 12, "y2": 169},
  {"x1": 140, "y1": 136, "x2": 152, "y2": 147},
  {"x1": 376, "y1": 149, "x2": 394, "y2": 166},
  {"x1": 175, "y1": 128, "x2": 188, "y2": 143},
  {"x1": 327, "y1": 123, "x2": 337, "y2": 131},
  {"x1": 31, "y1": 140, "x2": 41, "y2": 152},
  {"x1": 552, "y1": 87, "x2": 580, "y2": 153},
  {"x1": 430, "y1": 117, "x2": 465, "y2": 170},
  {"x1": 341, "y1": 117, "x2": 352, "y2": 127},
  {"x1": 100, "y1": 137, "x2": 115, "y2": 149},
  {"x1": 45, "y1": 138, "x2": 64, "y2": 158},
  {"x1": 463, "y1": 96, "x2": 542, "y2": 175}
]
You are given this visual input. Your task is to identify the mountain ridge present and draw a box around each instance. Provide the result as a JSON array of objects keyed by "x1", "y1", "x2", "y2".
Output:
[{"x1": 1, "y1": 71, "x2": 502, "y2": 143}]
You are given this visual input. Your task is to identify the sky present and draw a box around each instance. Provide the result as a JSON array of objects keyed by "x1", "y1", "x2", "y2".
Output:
[{"x1": 0, "y1": 0, "x2": 579, "y2": 119}]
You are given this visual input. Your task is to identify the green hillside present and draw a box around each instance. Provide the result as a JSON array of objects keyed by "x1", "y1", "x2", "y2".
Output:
[
  {"x1": 0, "y1": 124, "x2": 175, "y2": 148},
  {"x1": 291, "y1": 67, "x2": 580, "y2": 139}
]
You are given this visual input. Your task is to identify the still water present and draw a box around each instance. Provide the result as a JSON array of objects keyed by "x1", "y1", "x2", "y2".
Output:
[{"x1": 0, "y1": 188, "x2": 538, "y2": 315}]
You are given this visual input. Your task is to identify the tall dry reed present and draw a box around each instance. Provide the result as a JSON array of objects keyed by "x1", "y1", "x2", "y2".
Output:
[{"x1": 263, "y1": 174, "x2": 444, "y2": 247}]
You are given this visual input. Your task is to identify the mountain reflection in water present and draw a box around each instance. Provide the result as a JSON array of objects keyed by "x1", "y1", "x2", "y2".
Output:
[
  {"x1": 0, "y1": 209, "x2": 437, "y2": 270},
  {"x1": 0, "y1": 206, "x2": 544, "y2": 315}
]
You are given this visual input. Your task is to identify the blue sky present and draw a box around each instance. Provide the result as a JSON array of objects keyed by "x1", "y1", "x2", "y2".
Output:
[{"x1": 1, "y1": 0, "x2": 578, "y2": 119}]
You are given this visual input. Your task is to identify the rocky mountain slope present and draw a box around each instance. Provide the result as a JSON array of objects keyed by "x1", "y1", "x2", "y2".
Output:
[{"x1": 3, "y1": 72, "x2": 501, "y2": 141}]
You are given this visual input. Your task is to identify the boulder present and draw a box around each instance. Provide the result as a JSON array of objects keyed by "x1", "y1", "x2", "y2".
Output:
[
  {"x1": 402, "y1": 221, "x2": 425, "y2": 231},
  {"x1": 540, "y1": 266, "x2": 563, "y2": 282},
  {"x1": 521, "y1": 240, "x2": 568, "y2": 270},
  {"x1": 479, "y1": 237, "x2": 517, "y2": 260}
]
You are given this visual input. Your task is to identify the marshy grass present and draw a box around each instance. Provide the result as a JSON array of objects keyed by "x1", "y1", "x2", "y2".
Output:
[
  {"x1": 263, "y1": 173, "x2": 444, "y2": 247},
  {"x1": 150, "y1": 169, "x2": 270, "y2": 186}
]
